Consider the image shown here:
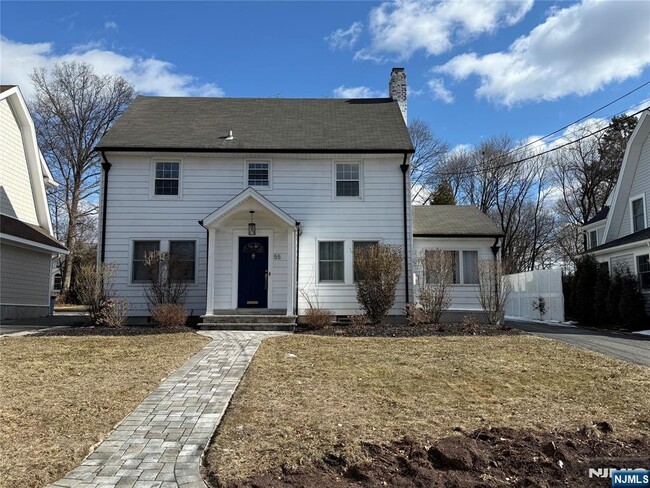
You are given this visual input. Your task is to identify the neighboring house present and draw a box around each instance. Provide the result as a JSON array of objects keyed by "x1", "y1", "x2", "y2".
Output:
[
  {"x1": 95, "y1": 69, "x2": 414, "y2": 322},
  {"x1": 412, "y1": 205, "x2": 504, "y2": 320},
  {"x1": 584, "y1": 109, "x2": 650, "y2": 312},
  {"x1": 0, "y1": 85, "x2": 67, "y2": 321}
]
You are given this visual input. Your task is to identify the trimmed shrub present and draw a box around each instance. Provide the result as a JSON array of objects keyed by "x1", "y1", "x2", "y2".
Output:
[
  {"x1": 304, "y1": 308, "x2": 334, "y2": 329},
  {"x1": 571, "y1": 255, "x2": 599, "y2": 325},
  {"x1": 151, "y1": 303, "x2": 188, "y2": 327},
  {"x1": 606, "y1": 273, "x2": 623, "y2": 325},
  {"x1": 353, "y1": 244, "x2": 403, "y2": 324},
  {"x1": 618, "y1": 274, "x2": 647, "y2": 330},
  {"x1": 593, "y1": 267, "x2": 611, "y2": 327},
  {"x1": 348, "y1": 313, "x2": 368, "y2": 327},
  {"x1": 405, "y1": 303, "x2": 425, "y2": 326}
]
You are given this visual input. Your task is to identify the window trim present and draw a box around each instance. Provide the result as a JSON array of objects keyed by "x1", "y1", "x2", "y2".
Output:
[
  {"x1": 150, "y1": 159, "x2": 183, "y2": 199},
  {"x1": 129, "y1": 238, "x2": 199, "y2": 286},
  {"x1": 588, "y1": 229, "x2": 598, "y2": 250},
  {"x1": 245, "y1": 160, "x2": 272, "y2": 189},
  {"x1": 629, "y1": 193, "x2": 646, "y2": 234},
  {"x1": 333, "y1": 161, "x2": 363, "y2": 200},
  {"x1": 318, "y1": 240, "x2": 346, "y2": 283},
  {"x1": 635, "y1": 253, "x2": 650, "y2": 291},
  {"x1": 421, "y1": 248, "x2": 480, "y2": 286}
]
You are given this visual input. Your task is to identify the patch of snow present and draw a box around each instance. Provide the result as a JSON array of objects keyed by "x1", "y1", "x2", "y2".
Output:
[{"x1": 632, "y1": 330, "x2": 650, "y2": 336}]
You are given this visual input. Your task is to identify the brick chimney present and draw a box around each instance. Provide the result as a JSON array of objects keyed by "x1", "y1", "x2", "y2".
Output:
[{"x1": 389, "y1": 67, "x2": 407, "y2": 123}]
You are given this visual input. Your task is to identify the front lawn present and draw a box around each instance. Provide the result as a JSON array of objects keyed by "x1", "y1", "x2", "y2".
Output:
[
  {"x1": 0, "y1": 331, "x2": 210, "y2": 488},
  {"x1": 205, "y1": 334, "x2": 650, "y2": 485}
]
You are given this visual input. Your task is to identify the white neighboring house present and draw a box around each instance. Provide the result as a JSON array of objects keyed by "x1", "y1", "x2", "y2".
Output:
[
  {"x1": 583, "y1": 109, "x2": 650, "y2": 313},
  {"x1": 95, "y1": 69, "x2": 414, "y2": 323},
  {"x1": 0, "y1": 85, "x2": 67, "y2": 321},
  {"x1": 412, "y1": 205, "x2": 504, "y2": 321}
]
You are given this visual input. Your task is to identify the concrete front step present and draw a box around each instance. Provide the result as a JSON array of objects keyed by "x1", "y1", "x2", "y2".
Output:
[
  {"x1": 201, "y1": 314, "x2": 297, "y2": 325},
  {"x1": 197, "y1": 323, "x2": 295, "y2": 332}
]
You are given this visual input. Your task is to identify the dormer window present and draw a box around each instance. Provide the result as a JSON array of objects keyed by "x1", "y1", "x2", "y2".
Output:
[
  {"x1": 588, "y1": 230, "x2": 598, "y2": 250},
  {"x1": 631, "y1": 196, "x2": 646, "y2": 233}
]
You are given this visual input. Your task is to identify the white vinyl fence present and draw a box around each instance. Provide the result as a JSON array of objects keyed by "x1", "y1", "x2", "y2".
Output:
[{"x1": 505, "y1": 268, "x2": 564, "y2": 322}]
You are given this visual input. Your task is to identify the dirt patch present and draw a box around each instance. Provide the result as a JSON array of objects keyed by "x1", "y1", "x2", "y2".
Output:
[
  {"x1": 296, "y1": 322, "x2": 520, "y2": 337},
  {"x1": 33, "y1": 325, "x2": 196, "y2": 336},
  {"x1": 208, "y1": 425, "x2": 650, "y2": 487}
]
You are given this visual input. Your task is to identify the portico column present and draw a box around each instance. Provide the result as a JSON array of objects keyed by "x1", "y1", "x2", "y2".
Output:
[
  {"x1": 205, "y1": 227, "x2": 217, "y2": 315},
  {"x1": 286, "y1": 227, "x2": 296, "y2": 315}
]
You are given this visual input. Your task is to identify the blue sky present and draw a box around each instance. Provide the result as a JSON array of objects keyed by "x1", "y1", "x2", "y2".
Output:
[{"x1": 1, "y1": 1, "x2": 649, "y2": 148}]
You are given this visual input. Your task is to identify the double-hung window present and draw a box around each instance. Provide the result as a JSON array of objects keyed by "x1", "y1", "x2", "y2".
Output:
[
  {"x1": 154, "y1": 161, "x2": 180, "y2": 196},
  {"x1": 132, "y1": 241, "x2": 160, "y2": 282},
  {"x1": 169, "y1": 241, "x2": 196, "y2": 282},
  {"x1": 424, "y1": 250, "x2": 478, "y2": 285},
  {"x1": 247, "y1": 161, "x2": 270, "y2": 187},
  {"x1": 631, "y1": 197, "x2": 646, "y2": 233},
  {"x1": 335, "y1": 162, "x2": 360, "y2": 197},
  {"x1": 637, "y1": 255, "x2": 650, "y2": 290},
  {"x1": 319, "y1": 241, "x2": 344, "y2": 282}
]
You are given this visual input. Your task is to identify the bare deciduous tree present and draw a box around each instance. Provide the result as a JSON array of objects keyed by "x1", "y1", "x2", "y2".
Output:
[
  {"x1": 416, "y1": 250, "x2": 454, "y2": 323},
  {"x1": 30, "y1": 61, "x2": 134, "y2": 298},
  {"x1": 409, "y1": 118, "x2": 449, "y2": 202}
]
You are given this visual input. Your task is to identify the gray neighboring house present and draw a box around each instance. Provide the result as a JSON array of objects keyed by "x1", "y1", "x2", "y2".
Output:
[
  {"x1": 0, "y1": 85, "x2": 67, "y2": 321},
  {"x1": 412, "y1": 205, "x2": 504, "y2": 319},
  {"x1": 583, "y1": 109, "x2": 650, "y2": 313}
]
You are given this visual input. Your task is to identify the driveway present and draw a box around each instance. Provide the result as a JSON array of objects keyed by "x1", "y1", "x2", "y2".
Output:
[
  {"x1": 508, "y1": 320, "x2": 650, "y2": 367},
  {"x1": 0, "y1": 313, "x2": 89, "y2": 336}
]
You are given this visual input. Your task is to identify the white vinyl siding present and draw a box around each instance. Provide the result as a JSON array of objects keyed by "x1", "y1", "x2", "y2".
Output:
[
  {"x1": 102, "y1": 153, "x2": 409, "y2": 316},
  {"x1": 414, "y1": 238, "x2": 494, "y2": 311},
  {"x1": 0, "y1": 99, "x2": 38, "y2": 224}
]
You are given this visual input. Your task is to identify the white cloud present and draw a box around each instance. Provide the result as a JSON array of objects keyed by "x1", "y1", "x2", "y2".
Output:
[
  {"x1": 427, "y1": 78, "x2": 453, "y2": 103},
  {"x1": 104, "y1": 20, "x2": 118, "y2": 30},
  {"x1": 359, "y1": 0, "x2": 533, "y2": 60},
  {"x1": 438, "y1": 0, "x2": 650, "y2": 105},
  {"x1": 0, "y1": 37, "x2": 224, "y2": 99},
  {"x1": 332, "y1": 85, "x2": 387, "y2": 98},
  {"x1": 325, "y1": 21, "x2": 363, "y2": 50}
]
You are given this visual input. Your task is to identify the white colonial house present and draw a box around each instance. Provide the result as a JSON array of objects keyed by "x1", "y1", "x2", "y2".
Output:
[
  {"x1": 0, "y1": 85, "x2": 67, "y2": 321},
  {"x1": 584, "y1": 109, "x2": 650, "y2": 313},
  {"x1": 96, "y1": 69, "x2": 414, "y2": 325},
  {"x1": 412, "y1": 205, "x2": 504, "y2": 320}
]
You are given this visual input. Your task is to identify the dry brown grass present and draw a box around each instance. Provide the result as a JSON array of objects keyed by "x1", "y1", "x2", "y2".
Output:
[
  {"x1": 0, "y1": 332, "x2": 210, "y2": 488},
  {"x1": 206, "y1": 334, "x2": 650, "y2": 483}
]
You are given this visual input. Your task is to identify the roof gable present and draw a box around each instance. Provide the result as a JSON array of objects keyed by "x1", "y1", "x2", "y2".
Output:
[
  {"x1": 603, "y1": 110, "x2": 650, "y2": 242},
  {"x1": 0, "y1": 86, "x2": 54, "y2": 235},
  {"x1": 413, "y1": 205, "x2": 504, "y2": 237},
  {"x1": 96, "y1": 96, "x2": 414, "y2": 153}
]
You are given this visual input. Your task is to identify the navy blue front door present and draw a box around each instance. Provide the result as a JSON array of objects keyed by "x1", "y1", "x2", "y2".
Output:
[{"x1": 238, "y1": 237, "x2": 269, "y2": 308}]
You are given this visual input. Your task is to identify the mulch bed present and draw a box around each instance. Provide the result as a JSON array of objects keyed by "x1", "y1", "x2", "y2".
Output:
[
  {"x1": 33, "y1": 325, "x2": 196, "y2": 337},
  {"x1": 211, "y1": 423, "x2": 649, "y2": 487},
  {"x1": 296, "y1": 322, "x2": 521, "y2": 337}
]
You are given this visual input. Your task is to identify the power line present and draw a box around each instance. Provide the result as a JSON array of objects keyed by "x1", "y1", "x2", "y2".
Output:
[
  {"x1": 435, "y1": 106, "x2": 650, "y2": 178},
  {"x1": 471, "y1": 79, "x2": 650, "y2": 164}
]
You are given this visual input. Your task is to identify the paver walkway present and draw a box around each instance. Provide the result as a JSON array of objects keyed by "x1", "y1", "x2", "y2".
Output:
[{"x1": 48, "y1": 331, "x2": 285, "y2": 488}]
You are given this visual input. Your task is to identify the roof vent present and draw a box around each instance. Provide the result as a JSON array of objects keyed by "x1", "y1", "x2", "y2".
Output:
[{"x1": 225, "y1": 130, "x2": 234, "y2": 141}]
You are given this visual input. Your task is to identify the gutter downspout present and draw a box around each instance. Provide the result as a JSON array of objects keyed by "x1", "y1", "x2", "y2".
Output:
[
  {"x1": 100, "y1": 151, "x2": 111, "y2": 264},
  {"x1": 490, "y1": 238, "x2": 501, "y2": 326},
  {"x1": 295, "y1": 222, "x2": 301, "y2": 316},
  {"x1": 400, "y1": 154, "x2": 410, "y2": 304}
]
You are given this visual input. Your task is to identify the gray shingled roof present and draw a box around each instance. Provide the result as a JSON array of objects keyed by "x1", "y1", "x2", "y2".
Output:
[
  {"x1": 584, "y1": 206, "x2": 609, "y2": 226},
  {"x1": 0, "y1": 214, "x2": 67, "y2": 251},
  {"x1": 588, "y1": 227, "x2": 650, "y2": 253},
  {"x1": 96, "y1": 96, "x2": 414, "y2": 153},
  {"x1": 413, "y1": 205, "x2": 504, "y2": 237}
]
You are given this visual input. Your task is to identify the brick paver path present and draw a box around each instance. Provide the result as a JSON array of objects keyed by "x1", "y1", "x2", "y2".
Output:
[{"x1": 48, "y1": 331, "x2": 284, "y2": 488}]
